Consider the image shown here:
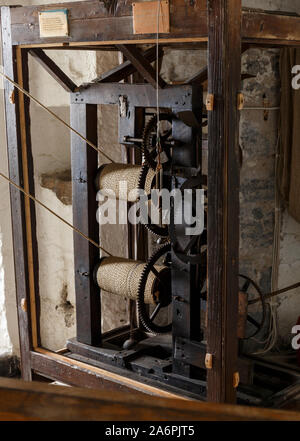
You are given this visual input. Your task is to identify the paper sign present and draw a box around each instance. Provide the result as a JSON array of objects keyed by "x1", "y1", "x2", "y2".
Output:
[
  {"x1": 133, "y1": 1, "x2": 170, "y2": 35},
  {"x1": 39, "y1": 9, "x2": 69, "y2": 38}
]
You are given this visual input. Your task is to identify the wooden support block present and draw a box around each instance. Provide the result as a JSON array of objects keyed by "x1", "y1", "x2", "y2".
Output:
[
  {"x1": 205, "y1": 353, "x2": 213, "y2": 370},
  {"x1": 237, "y1": 93, "x2": 245, "y2": 110},
  {"x1": 206, "y1": 94, "x2": 214, "y2": 111},
  {"x1": 133, "y1": 0, "x2": 170, "y2": 35}
]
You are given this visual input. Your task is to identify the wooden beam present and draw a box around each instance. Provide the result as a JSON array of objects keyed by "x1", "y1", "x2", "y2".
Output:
[
  {"x1": 70, "y1": 103, "x2": 101, "y2": 346},
  {"x1": 71, "y1": 83, "x2": 194, "y2": 108},
  {"x1": 7, "y1": 1, "x2": 300, "y2": 47},
  {"x1": 1, "y1": 376, "x2": 300, "y2": 421},
  {"x1": 93, "y1": 45, "x2": 163, "y2": 84},
  {"x1": 15, "y1": 47, "x2": 40, "y2": 352},
  {"x1": 9, "y1": 0, "x2": 208, "y2": 46},
  {"x1": 29, "y1": 48, "x2": 77, "y2": 92},
  {"x1": 31, "y1": 349, "x2": 184, "y2": 399},
  {"x1": 242, "y1": 11, "x2": 300, "y2": 44},
  {"x1": 206, "y1": 0, "x2": 241, "y2": 403},
  {"x1": 0, "y1": 7, "x2": 40, "y2": 380},
  {"x1": 116, "y1": 44, "x2": 166, "y2": 88}
]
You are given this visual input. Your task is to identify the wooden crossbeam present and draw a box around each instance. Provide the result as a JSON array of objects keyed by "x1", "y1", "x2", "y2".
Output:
[
  {"x1": 7, "y1": 1, "x2": 300, "y2": 47},
  {"x1": 94, "y1": 45, "x2": 163, "y2": 84},
  {"x1": 29, "y1": 48, "x2": 78, "y2": 93},
  {"x1": 116, "y1": 44, "x2": 166, "y2": 89}
]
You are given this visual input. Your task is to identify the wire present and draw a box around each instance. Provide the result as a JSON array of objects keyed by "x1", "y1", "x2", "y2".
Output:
[
  {"x1": 0, "y1": 171, "x2": 112, "y2": 257},
  {"x1": 0, "y1": 70, "x2": 115, "y2": 164},
  {"x1": 156, "y1": 0, "x2": 161, "y2": 146},
  {"x1": 155, "y1": 0, "x2": 164, "y2": 227}
]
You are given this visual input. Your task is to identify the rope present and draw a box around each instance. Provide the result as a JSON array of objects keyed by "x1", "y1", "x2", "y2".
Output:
[
  {"x1": 156, "y1": 0, "x2": 163, "y2": 227},
  {"x1": 249, "y1": 281, "x2": 300, "y2": 306},
  {"x1": 0, "y1": 171, "x2": 112, "y2": 257},
  {"x1": 156, "y1": 0, "x2": 161, "y2": 142},
  {"x1": 0, "y1": 71, "x2": 115, "y2": 164}
]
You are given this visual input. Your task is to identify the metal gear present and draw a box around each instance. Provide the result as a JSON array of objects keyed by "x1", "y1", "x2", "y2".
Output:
[
  {"x1": 239, "y1": 274, "x2": 266, "y2": 339},
  {"x1": 137, "y1": 163, "x2": 169, "y2": 238},
  {"x1": 141, "y1": 113, "x2": 174, "y2": 170},
  {"x1": 137, "y1": 243, "x2": 172, "y2": 335}
]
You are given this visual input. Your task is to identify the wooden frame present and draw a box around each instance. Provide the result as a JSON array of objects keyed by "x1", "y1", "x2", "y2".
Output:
[{"x1": 2, "y1": 0, "x2": 300, "y2": 405}]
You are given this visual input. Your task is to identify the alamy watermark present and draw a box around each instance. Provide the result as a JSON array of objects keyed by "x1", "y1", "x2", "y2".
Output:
[
  {"x1": 291, "y1": 325, "x2": 300, "y2": 350},
  {"x1": 292, "y1": 65, "x2": 300, "y2": 90},
  {"x1": 96, "y1": 183, "x2": 205, "y2": 236}
]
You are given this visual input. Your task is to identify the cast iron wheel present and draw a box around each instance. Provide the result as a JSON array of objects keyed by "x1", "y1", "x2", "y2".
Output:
[
  {"x1": 239, "y1": 274, "x2": 266, "y2": 339},
  {"x1": 142, "y1": 113, "x2": 174, "y2": 170},
  {"x1": 137, "y1": 163, "x2": 170, "y2": 238},
  {"x1": 137, "y1": 243, "x2": 172, "y2": 335}
]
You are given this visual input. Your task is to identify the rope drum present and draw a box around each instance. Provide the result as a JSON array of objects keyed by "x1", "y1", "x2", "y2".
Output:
[
  {"x1": 95, "y1": 164, "x2": 156, "y2": 202},
  {"x1": 94, "y1": 256, "x2": 170, "y2": 305}
]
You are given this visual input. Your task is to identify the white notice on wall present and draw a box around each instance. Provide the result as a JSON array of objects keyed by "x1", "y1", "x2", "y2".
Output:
[{"x1": 39, "y1": 9, "x2": 69, "y2": 38}]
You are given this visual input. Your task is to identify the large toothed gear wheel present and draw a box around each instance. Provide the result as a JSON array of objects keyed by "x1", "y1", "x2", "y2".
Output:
[
  {"x1": 142, "y1": 113, "x2": 174, "y2": 170},
  {"x1": 137, "y1": 243, "x2": 172, "y2": 335},
  {"x1": 137, "y1": 163, "x2": 170, "y2": 238},
  {"x1": 239, "y1": 275, "x2": 266, "y2": 339}
]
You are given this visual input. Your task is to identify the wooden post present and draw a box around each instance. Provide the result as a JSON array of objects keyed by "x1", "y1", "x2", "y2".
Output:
[
  {"x1": 71, "y1": 103, "x2": 101, "y2": 346},
  {"x1": 1, "y1": 7, "x2": 40, "y2": 379},
  {"x1": 206, "y1": 0, "x2": 241, "y2": 403}
]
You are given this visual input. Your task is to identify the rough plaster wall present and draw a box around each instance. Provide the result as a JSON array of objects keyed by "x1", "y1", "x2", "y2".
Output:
[
  {"x1": 0, "y1": 232, "x2": 11, "y2": 355},
  {"x1": 242, "y1": 0, "x2": 300, "y2": 347},
  {"x1": 0, "y1": 83, "x2": 18, "y2": 357},
  {"x1": 277, "y1": 214, "x2": 300, "y2": 347},
  {"x1": 240, "y1": 49, "x2": 280, "y2": 293},
  {"x1": 36, "y1": 187, "x2": 75, "y2": 349}
]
